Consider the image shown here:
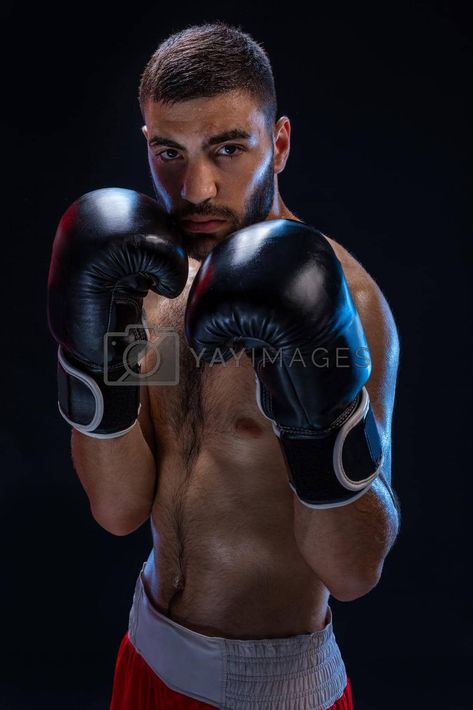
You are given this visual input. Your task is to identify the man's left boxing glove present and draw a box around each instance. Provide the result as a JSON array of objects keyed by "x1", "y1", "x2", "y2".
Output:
[
  {"x1": 47, "y1": 188, "x2": 188, "y2": 438},
  {"x1": 185, "y1": 219, "x2": 383, "y2": 509}
]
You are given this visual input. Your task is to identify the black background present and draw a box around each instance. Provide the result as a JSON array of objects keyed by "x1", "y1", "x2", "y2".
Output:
[{"x1": 1, "y1": 1, "x2": 471, "y2": 708}]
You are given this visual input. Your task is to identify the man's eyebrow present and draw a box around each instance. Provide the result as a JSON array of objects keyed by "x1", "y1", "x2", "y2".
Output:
[
  {"x1": 148, "y1": 129, "x2": 253, "y2": 150},
  {"x1": 203, "y1": 129, "x2": 252, "y2": 148}
]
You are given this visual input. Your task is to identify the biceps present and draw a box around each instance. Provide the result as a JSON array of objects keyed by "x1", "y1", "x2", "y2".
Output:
[
  {"x1": 357, "y1": 285, "x2": 399, "y2": 428},
  {"x1": 352, "y1": 284, "x2": 400, "y2": 487}
]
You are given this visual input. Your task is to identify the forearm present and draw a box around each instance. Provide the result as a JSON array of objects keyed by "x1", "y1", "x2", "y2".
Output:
[
  {"x1": 71, "y1": 422, "x2": 157, "y2": 535},
  {"x1": 293, "y1": 473, "x2": 400, "y2": 601}
]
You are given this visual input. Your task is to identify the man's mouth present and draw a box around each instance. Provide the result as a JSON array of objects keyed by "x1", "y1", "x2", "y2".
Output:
[{"x1": 180, "y1": 218, "x2": 227, "y2": 233}]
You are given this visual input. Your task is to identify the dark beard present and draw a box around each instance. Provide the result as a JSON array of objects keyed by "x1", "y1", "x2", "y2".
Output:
[
  {"x1": 151, "y1": 158, "x2": 275, "y2": 262},
  {"x1": 235, "y1": 157, "x2": 275, "y2": 233}
]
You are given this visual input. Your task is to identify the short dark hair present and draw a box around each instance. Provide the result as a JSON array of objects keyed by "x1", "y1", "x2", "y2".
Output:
[{"x1": 138, "y1": 21, "x2": 278, "y2": 129}]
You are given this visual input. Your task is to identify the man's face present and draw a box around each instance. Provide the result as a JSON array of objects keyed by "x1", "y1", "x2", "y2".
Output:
[{"x1": 142, "y1": 91, "x2": 277, "y2": 261}]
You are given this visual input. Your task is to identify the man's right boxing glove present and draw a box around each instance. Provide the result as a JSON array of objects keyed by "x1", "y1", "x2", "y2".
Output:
[
  {"x1": 47, "y1": 187, "x2": 188, "y2": 438},
  {"x1": 185, "y1": 219, "x2": 383, "y2": 509}
]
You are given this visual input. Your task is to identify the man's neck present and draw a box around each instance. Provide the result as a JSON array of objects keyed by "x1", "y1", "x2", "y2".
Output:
[{"x1": 267, "y1": 194, "x2": 302, "y2": 223}]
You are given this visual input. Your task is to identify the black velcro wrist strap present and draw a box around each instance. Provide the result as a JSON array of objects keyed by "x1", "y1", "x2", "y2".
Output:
[
  {"x1": 57, "y1": 346, "x2": 140, "y2": 438},
  {"x1": 279, "y1": 388, "x2": 383, "y2": 509}
]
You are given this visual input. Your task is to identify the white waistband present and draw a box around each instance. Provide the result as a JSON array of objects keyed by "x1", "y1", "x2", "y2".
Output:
[{"x1": 128, "y1": 561, "x2": 347, "y2": 709}]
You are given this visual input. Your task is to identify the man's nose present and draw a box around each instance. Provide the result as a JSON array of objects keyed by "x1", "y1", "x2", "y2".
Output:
[{"x1": 180, "y1": 160, "x2": 218, "y2": 204}]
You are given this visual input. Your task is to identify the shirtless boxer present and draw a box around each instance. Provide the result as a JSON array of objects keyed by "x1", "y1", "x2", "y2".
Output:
[{"x1": 47, "y1": 21, "x2": 400, "y2": 709}]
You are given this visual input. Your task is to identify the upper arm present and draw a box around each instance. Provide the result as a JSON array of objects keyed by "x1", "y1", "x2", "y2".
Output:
[{"x1": 326, "y1": 236, "x2": 400, "y2": 484}]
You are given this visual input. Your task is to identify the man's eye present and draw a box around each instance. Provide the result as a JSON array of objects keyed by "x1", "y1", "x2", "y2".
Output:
[
  {"x1": 217, "y1": 144, "x2": 243, "y2": 158},
  {"x1": 157, "y1": 149, "x2": 180, "y2": 161}
]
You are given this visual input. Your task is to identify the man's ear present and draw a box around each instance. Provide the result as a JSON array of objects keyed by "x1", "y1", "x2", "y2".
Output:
[
  {"x1": 141, "y1": 125, "x2": 149, "y2": 141},
  {"x1": 273, "y1": 115, "x2": 291, "y2": 175}
]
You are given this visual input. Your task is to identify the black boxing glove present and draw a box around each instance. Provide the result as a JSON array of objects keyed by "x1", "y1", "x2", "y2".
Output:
[
  {"x1": 184, "y1": 219, "x2": 383, "y2": 508},
  {"x1": 47, "y1": 188, "x2": 188, "y2": 438}
]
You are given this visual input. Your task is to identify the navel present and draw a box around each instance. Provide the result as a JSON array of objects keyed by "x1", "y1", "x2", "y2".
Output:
[{"x1": 173, "y1": 572, "x2": 185, "y2": 592}]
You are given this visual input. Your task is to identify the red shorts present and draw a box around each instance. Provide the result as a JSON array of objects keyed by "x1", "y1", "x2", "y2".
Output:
[{"x1": 109, "y1": 632, "x2": 354, "y2": 709}]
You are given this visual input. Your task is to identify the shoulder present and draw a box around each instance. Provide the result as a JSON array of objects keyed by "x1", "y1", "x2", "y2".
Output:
[{"x1": 324, "y1": 234, "x2": 399, "y2": 353}]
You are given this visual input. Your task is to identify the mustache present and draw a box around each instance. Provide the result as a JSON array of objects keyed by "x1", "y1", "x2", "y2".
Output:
[{"x1": 174, "y1": 204, "x2": 237, "y2": 221}]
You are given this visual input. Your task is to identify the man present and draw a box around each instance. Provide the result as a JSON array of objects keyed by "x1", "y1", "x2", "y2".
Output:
[{"x1": 48, "y1": 21, "x2": 400, "y2": 709}]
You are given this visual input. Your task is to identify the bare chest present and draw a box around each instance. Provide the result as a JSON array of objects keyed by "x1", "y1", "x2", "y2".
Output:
[{"x1": 141, "y1": 284, "x2": 326, "y2": 636}]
